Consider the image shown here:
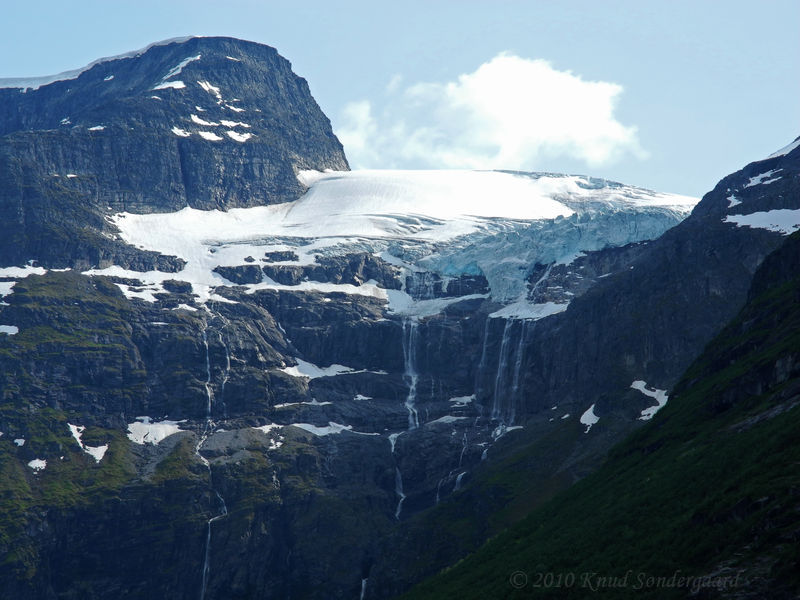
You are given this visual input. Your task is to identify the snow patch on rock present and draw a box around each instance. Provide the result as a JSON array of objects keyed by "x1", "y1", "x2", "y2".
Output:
[
  {"x1": 290, "y1": 422, "x2": 379, "y2": 437},
  {"x1": 744, "y1": 169, "x2": 782, "y2": 188},
  {"x1": 280, "y1": 358, "x2": 362, "y2": 379},
  {"x1": 724, "y1": 209, "x2": 800, "y2": 236},
  {"x1": 28, "y1": 459, "x2": 47, "y2": 472},
  {"x1": 580, "y1": 404, "x2": 599, "y2": 433},
  {"x1": 68, "y1": 423, "x2": 109, "y2": 463},
  {"x1": 490, "y1": 300, "x2": 568, "y2": 321},
  {"x1": 197, "y1": 131, "x2": 223, "y2": 141},
  {"x1": 765, "y1": 137, "x2": 800, "y2": 160},
  {"x1": 127, "y1": 417, "x2": 186, "y2": 445},
  {"x1": 226, "y1": 131, "x2": 253, "y2": 142},
  {"x1": 153, "y1": 80, "x2": 186, "y2": 90},
  {"x1": 631, "y1": 380, "x2": 669, "y2": 420},
  {"x1": 0, "y1": 37, "x2": 193, "y2": 90}
]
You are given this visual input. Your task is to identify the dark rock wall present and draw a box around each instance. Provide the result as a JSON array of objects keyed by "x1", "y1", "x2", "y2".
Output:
[{"x1": 0, "y1": 37, "x2": 348, "y2": 269}]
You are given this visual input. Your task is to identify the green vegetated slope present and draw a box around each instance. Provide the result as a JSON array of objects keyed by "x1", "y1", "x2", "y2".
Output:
[
  {"x1": 0, "y1": 271, "x2": 208, "y2": 597},
  {"x1": 404, "y1": 231, "x2": 800, "y2": 600}
]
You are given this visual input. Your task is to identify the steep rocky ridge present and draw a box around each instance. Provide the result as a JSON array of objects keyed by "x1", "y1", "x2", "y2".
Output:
[
  {"x1": 364, "y1": 139, "x2": 800, "y2": 597},
  {"x1": 404, "y1": 229, "x2": 800, "y2": 600},
  {"x1": 0, "y1": 36, "x2": 348, "y2": 268}
]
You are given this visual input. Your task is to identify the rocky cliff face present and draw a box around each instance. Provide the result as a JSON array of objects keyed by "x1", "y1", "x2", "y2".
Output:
[
  {"x1": 507, "y1": 143, "x2": 800, "y2": 430},
  {"x1": 1, "y1": 36, "x2": 798, "y2": 600},
  {"x1": 360, "y1": 139, "x2": 800, "y2": 597},
  {"x1": 0, "y1": 36, "x2": 348, "y2": 268},
  {"x1": 403, "y1": 232, "x2": 800, "y2": 600}
]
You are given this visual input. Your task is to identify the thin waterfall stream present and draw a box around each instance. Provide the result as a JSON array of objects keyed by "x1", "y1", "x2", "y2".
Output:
[{"x1": 197, "y1": 316, "x2": 229, "y2": 600}]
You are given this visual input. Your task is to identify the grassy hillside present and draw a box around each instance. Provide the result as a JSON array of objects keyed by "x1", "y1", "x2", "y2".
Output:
[{"x1": 404, "y1": 232, "x2": 800, "y2": 600}]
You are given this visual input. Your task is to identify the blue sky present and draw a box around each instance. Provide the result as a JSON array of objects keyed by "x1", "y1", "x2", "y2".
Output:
[{"x1": 2, "y1": 0, "x2": 798, "y2": 197}]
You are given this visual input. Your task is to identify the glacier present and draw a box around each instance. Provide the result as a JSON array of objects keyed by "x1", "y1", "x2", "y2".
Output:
[{"x1": 106, "y1": 169, "x2": 697, "y2": 315}]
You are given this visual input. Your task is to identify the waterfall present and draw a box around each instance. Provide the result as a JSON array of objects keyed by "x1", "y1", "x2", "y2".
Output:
[
  {"x1": 199, "y1": 520, "x2": 212, "y2": 600},
  {"x1": 454, "y1": 471, "x2": 466, "y2": 491},
  {"x1": 201, "y1": 327, "x2": 213, "y2": 417},
  {"x1": 508, "y1": 320, "x2": 528, "y2": 425},
  {"x1": 458, "y1": 432, "x2": 468, "y2": 468},
  {"x1": 474, "y1": 319, "x2": 492, "y2": 407},
  {"x1": 389, "y1": 434, "x2": 406, "y2": 519},
  {"x1": 196, "y1": 319, "x2": 228, "y2": 600},
  {"x1": 199, "y1": 492, "x2": 228, "y2": 600},
  {"x1": 432, "y1": 432, "x2": 470, "y2": 505},
  {"x1": 217, "y1": 331, "x2": 230, "y2": 419},
  {"x1": 195, "y1": 325, "x2": 214, "y2": 466},
  {"x1": 388, "y1": 432, "x2": 401, "y2": 454},
  {"x1": 394, "y1": 467, "x2": 406, "y2": 519},
  {"x1": 213, "y1": 490, "x2": 228, "y2": 519},
  {"x1": 435, "y1": 476, "x2": 445, "y2": 504},
  {"x1": 530, "y1": 262, "x2": 554, "y2": 298},
  {"x1": 394, "y1": 319, "x2": 419, "y2": 518},
  {"x1": 402, "y1": 320, "x2": 419, "y2": 430},
  {"x1": 360, "y1": 578, "x2": 368, "y2": 600},
  {"x1": 407, "y1": 271, "x2": 440, "y2": 300},
  {"x1": 491, "y1": 320, "x2": 514, "y2": 422}
]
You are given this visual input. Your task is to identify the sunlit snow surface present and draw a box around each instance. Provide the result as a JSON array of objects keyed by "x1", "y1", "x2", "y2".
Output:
[
  {"x1": 280, "y1": 358, "x2": 362, "y2": 379},
  {"x1": 0, "y1": 266, "x2": 50, "y2": 313},
  {"x1": 295, "y1": 169, "x2": 577, "y2": 230},
  {"x1": 0, "y1": 265, "x2": 47, "y2": 280},
  {"x1": 68, "y1": 423, "x2": 109, "y2": 463},
  {"x1": 727, "y1": 194, "x2": 741, "y2": 208},
  {"x1": 724, "y1": 209, "x2": 800, "y2": 236},
  {"x1": 744, "y1": 169, "x2": 782, "y2": 188},
  {"x1": 0, "y1": 36, "x2": 193, "y2": 90},
  {"x1": 290, "y1": 422, "x2": 379, "y2": 436},
  {"x1": 28, "y1": 459, "x2": 47, "y2": 472},
  {"x1": 84, "y1": 445, "x2": 109, "y2": 462},
  {"x1": 765, "y1": 137, "x2": 800, "y2": 160},
  {"x1": 153, "y1": 80, "x2": 186, "y2": 91},
  {"x1": 106, "y1": 170, "x2": 696, "y2": 313},
  {"x1": 126, "y1": 417, "x2": 186, "y2": 445}
]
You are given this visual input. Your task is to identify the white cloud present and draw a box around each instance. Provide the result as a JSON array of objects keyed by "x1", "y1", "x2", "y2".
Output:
[
  {"x1": 336, "y1": 53, "x2": 646, "y2": 170},
  {"x1": 336, "y1": 100, "x2": 378, "y2": 163}
]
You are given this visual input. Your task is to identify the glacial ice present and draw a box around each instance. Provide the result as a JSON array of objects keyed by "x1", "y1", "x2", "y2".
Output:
[{"x1": 101, "y1": 169, "x2": 696, "y2": 316}]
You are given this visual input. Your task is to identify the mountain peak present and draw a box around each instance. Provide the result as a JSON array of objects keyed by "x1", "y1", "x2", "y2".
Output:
[
  {"x1": 0, "y1": 36, "x2": 196, "y2": 91},
  {"x1": 0, "y1": 37, "x2": 348, "y2": 268},
  {"x1": 0, "y1": 37, "x2": 347, "y2": 210},
  {"x1": 0, "y1": 36, "x2": 302, "y2": 93}
]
